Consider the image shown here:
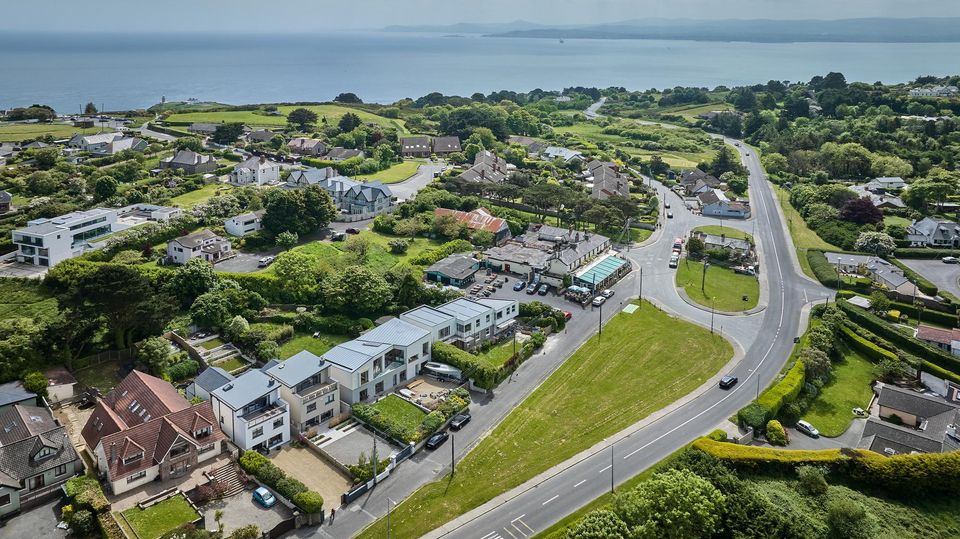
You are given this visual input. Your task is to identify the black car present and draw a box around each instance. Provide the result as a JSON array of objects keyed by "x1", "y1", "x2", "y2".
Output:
[
  {"x1": 425, "y1": 431, "x2": 449, "y2": 450},
  {"x1": 513, "y1": 280, "x2": 527, "y2": 291},
  {"x1": 450, "y1": 412, "x2": 471, "y2": 430},
  {"x1": 719, "y1": 375, "x2": 738, "y2": 390},
  {"x1": 537, "y1": 284, "x2": 549, "y2": 296},
  {"x1": 345, "y1": 227, "x2": 360, "y2": 234}
]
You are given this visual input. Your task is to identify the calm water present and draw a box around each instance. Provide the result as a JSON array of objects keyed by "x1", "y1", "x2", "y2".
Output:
[{"x1": 1, "y1": 31, "x2": 959, "y2": 112}]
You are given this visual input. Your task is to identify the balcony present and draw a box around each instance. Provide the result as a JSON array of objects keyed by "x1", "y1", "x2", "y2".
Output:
[
  {"x1": 298, "y1": 380, "x2": 338, "y2": 404},
  {"x1": 239, "y1": 399, "x2": 289, "y2": 428}
]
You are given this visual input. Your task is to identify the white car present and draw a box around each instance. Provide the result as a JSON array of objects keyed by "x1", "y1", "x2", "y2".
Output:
[
  {"x1": 592, "y1": 296, "x2": 607, "y2": 307},
  {"x1": 601, "y1": 289, "x2": 615, "y2": 298},
  {"x1": 795, "y1": 420, "x2": 820, "y2": 438},
  {"x1": 942, "y1": 256, "x2": 959, "y2": 264}
]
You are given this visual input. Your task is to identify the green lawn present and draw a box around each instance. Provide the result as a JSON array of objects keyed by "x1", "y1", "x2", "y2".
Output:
[
  {"x1": 771, "y1": 184, "x2": 840, "y2": 279},
  {"x1": 168, "y1": 183, "x2": 233, "y2": 208},
  {"x1": 73, "y1": 359, "x2": 125, "y2": 394},
  {"x1": 884, "y1": 215, "x2": 912, "y2": 228},
  {"x1": 211, "y1": 356, "x2": 248, "y2": 373},
  {"x1": 801, "y1": 345, "x2": 876, "y2": 437},
  {"x1": 675, "y1": 259, "x2": 760, "y2": 312},
  {"x1": 553, "y1": 122, "x2": 713, "y2": 169},
  {"x1": 475, "y1": 340, "x2": 518, "y2": 368},
  {"x1": 370, "y1": 395, "x2": 427, "y2": 435},
  {"x1": 198, "y1": 338, "x2": 225, "y2": 350},
  {"x1": 356, "y1": 160, "x2": 422, "y2": 184},
  {"x1": 655, "y1": 102, "x2": 738, "y2": 122},
  {"x1": 356, "y1": 300, "x2": 732, "y2": 539},
  {"x1": 165, "y1": 104, "x2": 407, "y2": 132},
  {"x1": 270, "y1": 232, "x2": 449, "y2": 274},
  {"x1": 278, "y1": 332, "x2": 350, "y2": 360},
  {"x1": 692, "y1": 225, "x2": 752, "y2": 242},
  {"x1": 0, "y1": 123, "x2": 99, "y2": 142},
  {"x1": 118, "y1": 494, "x2": 199, "y2": 539}
]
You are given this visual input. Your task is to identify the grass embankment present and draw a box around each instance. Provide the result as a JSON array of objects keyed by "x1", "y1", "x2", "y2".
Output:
[
  {"x1": 278, "y1": 332, "x2": 350, "y2": 360},
  {"x1": 356, "y1": 160, "x2": 422, "y2": 184},
  {"x1": 0, "y1": 123, "x2": 99, "y2": 142},
  {"x1": 770, "y1": 184, "x2": 840, "y2": 279},
  {"x1": 118, "y1": 494, "x2": 199, "y2": 539},
  {"x1": 692, "y1": 225, "x2": 752, "y2": 241},
  {"x1": 356, "y1": 300, "x2": 732, "y2": 539},
  {"x1": 801, "y1": 345, "x2": 876, "y2": 437},
  {"x1": 0, "y1": 279, "x2": 58, "y2": 322},
  {"x1": 676, "y1": 259, "x2": 759, "y2": 312}
]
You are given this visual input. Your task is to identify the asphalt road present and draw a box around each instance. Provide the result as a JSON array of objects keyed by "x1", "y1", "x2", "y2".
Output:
[
  {"x1": 900, "y1": 258, "x2": 960, "y2": 299},
  {"x1": 426, "y1": 140, "x2": 832, "y2": 539}
]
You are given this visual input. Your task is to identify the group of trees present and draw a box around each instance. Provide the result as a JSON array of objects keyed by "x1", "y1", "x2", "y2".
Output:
[{"x1": 789, "y1": 182, "x2": 888, "y2": 250}]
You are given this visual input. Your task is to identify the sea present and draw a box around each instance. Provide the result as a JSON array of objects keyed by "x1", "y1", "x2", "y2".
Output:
[{"x1": 1, "y1": 31, "x2": 958, "y2": 112}]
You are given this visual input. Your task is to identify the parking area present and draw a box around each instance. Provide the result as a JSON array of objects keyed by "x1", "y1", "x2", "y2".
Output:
[
  {"x1": 0, "y1": 260, "x2": 47, "y2": 278},
  {"x1": 316, "y1": 422, "x2": 398, "y2": 469},
  {"x1": 214, "y1": 251, "x2": 272, "y2": 273},
  {"x1": 201, "y1": 487, "x2": 292, "y2": 536},
  {"x1": 269, "y1": 445, "x2": 352, "y2": 511},
  {"x1": 2, "y1": 499, "x2": 67, "y2": 538},
  {"x1": 900, "y1": 258, "x2": 960, "y2": 299}
]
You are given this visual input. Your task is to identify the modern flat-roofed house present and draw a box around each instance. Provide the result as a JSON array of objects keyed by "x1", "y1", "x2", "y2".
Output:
[
  {"x1": 0, "y1": 405, "x2": 81, "y2": 518},
  {"x1": 90, "y1": 137, "x2": 148, "y2": 157},
  {"x1": 905, "y1": 217, "x2": 960, "y2": 248},
  {"x1": 223, "y1": 210, "x2": 265, "y2": 237},
  {"x1": 400, "y1": 136, "x2": 431, "y2": 158},
  {"x1": 324, "y1": 147, "x2": 365, "y2": 161},
  {"x1": 117, "y1": 203, "x2": 182, "y2": 225},
  {"x1": 287, "y1": 137, "x2": 326, "y2": 157},
  {"x1": 210, "y1": 370, "x2": 290, "y2": 451},
  {"x1": 68, "y1": 132, "x2": 124, "y2": 152},
  {"x1": 188, "y1": 123, "x2": 219, "y2": 136},
  {"x1": 434, "y1": 207, "x2": 512, "y2": 245},
  {"x1": 80, "y1": 371, "x2": 226, "y2": 495},
  {"x1": 431, "y1": 136, "x2": 461, "y2": 157},
  {"x1": 915, "y1": 325, "x2": 960, "y2": 356},
  {"x1": 166, "y1": 229, "x2": 233, "y2": 265},
  {"x1": 160, "y1": 150, "x2": 219, "y2": 175},
  {"x1": 230, "y1": 156, "x2": 280, "y2": 186},
  {"x1": 264, "y1": 351, "x2": 340, "y2": 434},
  {"x1": 0, "y1": 190, "x2": 11, "y2": 214},
  {"x1": 12, "y1": 208, "x2": 117, "y2": 267},
  {"x1": 425, "y1": 254, "x2": 481, "y2": 287},
  {"x1": 426, "y1": 298, "x2": 519, "y2": 350}
]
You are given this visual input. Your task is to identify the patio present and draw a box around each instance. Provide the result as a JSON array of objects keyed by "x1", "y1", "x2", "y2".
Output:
[
  {"x1": 398, "y1": 376, "x2": 462, "y2": 410},
  {"x1": 109, "y1": 453, "x2": 233, "y2": 511}
]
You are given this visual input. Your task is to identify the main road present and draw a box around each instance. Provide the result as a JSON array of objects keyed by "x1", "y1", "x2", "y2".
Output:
[{"x1": 425, "y1": 141, "x2": 832, "y2": 539}]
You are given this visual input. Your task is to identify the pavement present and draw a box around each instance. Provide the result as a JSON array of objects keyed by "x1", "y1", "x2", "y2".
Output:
[
  {"x1": 900, "y1": 258, "x2": 960, "y2": 299},
  {"x1": 1, "y1": 499, "x2": 67, "y2": 538}
]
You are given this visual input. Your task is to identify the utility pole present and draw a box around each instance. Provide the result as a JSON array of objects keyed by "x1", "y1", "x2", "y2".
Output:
[
  {"x1": 451, "y1": 434, "x2": 456, "y2": 475},
  {"x1": 610, "y1": 443, "x2": 615, "y2": 493},
  {"x1": 702, "y1": 262, "x2": 710, "y2": 292},
  {"x1": 710, "y1": 299, "x2": 715, "y2": 334},
  {"x1": 372, "y1": 436, "x2": 378, "y2": 486},
  {"x1": 639, "y1": 266, "x2": 643, "y2": 308}
]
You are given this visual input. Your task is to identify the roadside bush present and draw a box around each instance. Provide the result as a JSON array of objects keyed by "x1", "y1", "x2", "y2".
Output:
[
  {"x1": 409, "y1": 239, "x2": 473, "y2": 266},
  {"x1": 765, "y1": 420, "x2": 787, "y2": 446},
  {"x1": 756, "y1": 361, "x2": 805, "y2": 421},
  {"x1": 737, "y1": 403, "x2": 768, "y2": 431},
  {"x1": 796, "y1": 465, "x2": 829, "y2": 495},
  {"x1": 894, "y1": 248, "x2": 960, "y2": 259},
  {"x1": 839, "y1": 324, "x2": 897, "y2": 362},
  {"x1": 419, "y1": 411, "x2": 445, "y2": 434},
  {"x1": 432, "y1": 341, "x2": 499, "y2": 389},
  {"x1": 239, "y1": 450, "x2": 324, "y2": 512},
  {"x1": 806, "y1": 250, "x2": 839, "y2": 288},
  {"x1": 292, "y1": 491, "x2": 324, "y2": 514}
]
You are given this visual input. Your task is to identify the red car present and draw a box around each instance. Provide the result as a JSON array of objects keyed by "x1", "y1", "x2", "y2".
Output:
[{"x1": 562, "y1": 311, "x2": 573, "y2": 321}]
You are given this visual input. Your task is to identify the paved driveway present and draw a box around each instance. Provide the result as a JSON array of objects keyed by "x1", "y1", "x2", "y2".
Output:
[
  {"x1": 2, "y1": 499, "x2": 67, "y2": 538},
  {"x1": 0, "y1": 260, "x2": 47, "y2": 278},
  {"x1": 900, "y1": 258, "x2": 960, "y2": 298},
  {"x1": 202, "y1": 488, "x2": 292, "y2": 536}
]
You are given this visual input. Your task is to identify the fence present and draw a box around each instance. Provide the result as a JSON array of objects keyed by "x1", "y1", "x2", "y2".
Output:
[
  {"x1": 268, "y1": 517, "x2": 298, "y2": 538},
  {"x1": 73, "y1": 347, "x2": 135, "y2": 372}
]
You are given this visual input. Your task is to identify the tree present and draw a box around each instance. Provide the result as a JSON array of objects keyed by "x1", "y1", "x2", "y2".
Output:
[
  {"x1": 761, "y1": 152, "x2": 789, "y2": 175},
  {"x1": 840, "y1": 198, "x2": 883, "y2": 226},
  {"x1": 875, "y1": 358, "x2": 910, "y2": 383},
  {"x1": 168, "y1": 258, "x2": 219, "y2": 307},
  {"x1": 212, "y1": 123, "x2": 245, "y2": 144},
  {"x1": 612, "y1": 469, "x2": 725, "y2": 539},
  {"x1": 276, "y1": 231, "x2": 299, "y2": 249},
  {"x1": 137, "y1": 336, "x2": 172, "y2": 374},
  {"x1": 0, "y1": 318, "x2": 44, "y2": 383},
  {"x1": 343, "y1": 234, "x2": 372, "y2": 263},
  {"x1": 271, "y1": 251, "x2": 319, "y2": 301},
  {"x1": 868, "y1": 290, "x2": 892, "y2": 315},
  {"x1": 334, "y1": 92, "x2": 363, "y2": 104},
  {"x1": 255, "y1": 340, "x2": 279, "y2": 361},
  {"x1": 687, "y1": 237, "x2": 705, "y2": 258},
  {"x1": 432, "y1": 214, "x2": 463, "y2": 239},
  {"x1": 708, "y1": 146, "x2": 745, "y2": 177},
  {"x1": 726, "y1": 176, "x2": 748, "y2": 195},
  {"x1": 22, "y1": 371, "x2": 48, "y2": 399},
  {"x1": 799, "y1": 348, "x2": 831, "y2": 381},
  {"x1": 84, "y1": 102, "x2": 98, "y2": 115},
  {"x1": 827, "y1": 497, "x2": 877, "y2": 539},
  {"x1": 854, "y1": 231, "x2": 896, "y2": 257},
  {"x1": 338, "y1": 112, "x2": 362, "y2": 133},
  {"x1": 33, "y1": 147, "x2": 60, "y2": 170},
  {"x1": 807, "y1": 325, "x2": 835, "y2": 355},
  {"x1": 175, "y1": 136, "x2": 204, "y2": 152},
  {"x1": 190, "y1": 292, "x2": 232, "y2": 329},
  {"x1": 288, "y1": 108, "x2": 319, "y2": 131},
  {"x1": 566, "y1": 510, "x2": 629, "y2": 539},
  {"x1": 322, "y1": 267, "x2": 392, "y2": 315},
  {"x1": 224, "y1": 315, "x2": 250, "y2": 342},
  {"x1": 25, "y1": 171, "x2": 59, "y2": 195},
  {"x1": 94, "y1": 175, "x2": 119, "y2": 200}
]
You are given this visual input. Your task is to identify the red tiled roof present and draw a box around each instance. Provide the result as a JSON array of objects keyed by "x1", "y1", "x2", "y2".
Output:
[
  {"x1": 434, "y1": 207, "x2": 508, "y2": 234},
  {"x1": 916, "y1": 325, "x2": 960, "y2": 346}
]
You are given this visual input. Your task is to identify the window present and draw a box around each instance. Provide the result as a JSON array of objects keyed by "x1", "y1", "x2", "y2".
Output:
[
  {"x1": 486, "y1": 315, "x2": 490, "y2": 322},
  {"x1": 273, "y1": 417, "x2": 284, "y2": 428},
  {"x1": 126, "y1": 471, "x2": 147, "y2": 484},
  {"x1": 320, "y1": 410, "x2": 333, "y2": 421},
  {"x1": 375, "y1": 381, "x2": 384, "y2": 394},
  {"x1": 122, "y1": 453, "x2": 143, "y2": 465},
  {"x1": 242, "y1": 395, "x2": 269, "y2": 416},
  {"x1": 194, "y1": 426, "x2": 212, "y2": 439},
  {"x1": 439, "y1": 326, "x2": 451, "y2": 339},
  {"x1": 359, "y1": 389, "x2": 369, "y2": 401},
  {"x1": 252, "y1": 427, "x2": 263, "y2": 438},
  {"x1": 55, "y1": 464, "x2": 68, "y2": 477},
  {"x1": 423, "y1": 342, "x2": 429, "y2": 356},
  {"x1": 199, "y1": 443, "x2": 215, "y2": 454},
  {"x1": 170, "y1": 444, "x2": 190, "y2": 459},
  {"x1": 29, "y1": 475, "x2": 45, "y2": 491},
  {"x1": 0, "y1": 493, "x2": 9, "y2": 506},
  {"x1": 360, "y1": 371, "x2": 369, "y2": 384},
  {"x1": 306, "y1": 402, "x2": 317, "y2": 413},
  {"x1": 325, "y1": 394, "x2": 335, "y2": 404},
  {"x1": 128, "y1": 399, "x2": 139, "y2": 412}
]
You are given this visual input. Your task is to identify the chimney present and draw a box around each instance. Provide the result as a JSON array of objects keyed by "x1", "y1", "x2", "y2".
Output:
[
  {"x1": 259, "y1": 156, "x2": 266, "y2": 164},
  {"x1": 480, "y1": 169, "x2": 485, "y2": 180},
  {"x1": 110, "y1": 442, "x2": 116, "y2": 464}
]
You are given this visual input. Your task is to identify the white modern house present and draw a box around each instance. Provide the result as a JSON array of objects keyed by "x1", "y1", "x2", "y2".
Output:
[
  {"x1": 223, "y1": 210, "x2": 264, "y2": 237},
  {"x1": 413, "y1": 298, "x2": 519, "y2": 350},
  {"x1": 264, "y1": 351, "x2": 340, "y2": 434},
  {"x1": 68, "y1": 132, "x2": 124, "y2": 152},
  {"x1": 166, "y1": 230, "x2": 233, "y2": 265},
  {"x1": 230, "y1": 156, "x2": 280, "y2": 186},
  {"x1": 12, "y1": 208, "x2": 118, "y2": 267},
  {"x1": 210, "y1": 370, "x2": 290, "y2": 451}
]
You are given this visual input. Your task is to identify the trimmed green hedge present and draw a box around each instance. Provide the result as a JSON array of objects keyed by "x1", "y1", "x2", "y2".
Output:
[
  {"x1": 238, "y1": 451, "x2": 323, "y2": 513},
  {"x1": 894, "y1": 248, "x2": 960, "y2": 259},
  {"x1": 839, "y1": 324, "x2": 897, "y2": 362},
  {"x1": 806, "y1": 250, "x2": 839, "y2": 288},
  {"x1": 431, "y1": 341, "x2": 498, "y2": 389},
  {"x1": 758, "y1": 361, "x2": 805, "y2": 418}
]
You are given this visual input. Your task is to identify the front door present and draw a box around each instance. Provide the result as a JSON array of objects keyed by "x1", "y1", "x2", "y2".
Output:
[
  {"x1": 30, "y1": 474, "x2": 45, "y2": 491},
  {"x1": 170, "y1": 461, "x2": 188, "y2": 477}
]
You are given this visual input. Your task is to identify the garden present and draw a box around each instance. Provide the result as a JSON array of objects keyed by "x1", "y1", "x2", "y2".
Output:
[
  {"x1": 117, "y1": 494, "x2": 200, "y2": 539},
  {"x1": 352, "y1": 390, "x2": 470, "y2": 444}
]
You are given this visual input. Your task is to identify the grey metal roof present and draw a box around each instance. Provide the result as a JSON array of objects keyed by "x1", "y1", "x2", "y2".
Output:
[
  {"x1": 427, "y1": 254, "x2": 479, "y2": 280},
  {"x1": 476, "y1": 298, "x2": 515, "y2": 311},
  {"x1": 0, "y1": 382, "x2": 35, "y2": 408},
  {"x1": 322, "y1": 341, "x2": 392, "y2": 372},
  {"x1": 401, "y1": 306, "x2": 455, "y2": 329},
  {"x1": 193, "y1": 367, "x2": 234, "y2": 393},
  {"x1": 358, "y1": 318, "x2": 429, "y2": 347},
  {"x1": 266, "y1": 350, "x2": 326, "y2": 387},
  {"x1": 437, "y1": 298, "x2": 490, "y2": 320},
  {"x1": 0, "y1": 190, "x2": 12, "y2": 203},
  {"x1": 211, "y1": 369, "x2": 279, "y2": 410},
  {"x1": 344, "y1": 181, "x2": 392, "y2": 201}
]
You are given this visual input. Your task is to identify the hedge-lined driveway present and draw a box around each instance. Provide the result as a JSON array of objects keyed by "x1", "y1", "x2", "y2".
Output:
[{"x1": 900, "y1": 258, "x2": 960, "y2": 299}]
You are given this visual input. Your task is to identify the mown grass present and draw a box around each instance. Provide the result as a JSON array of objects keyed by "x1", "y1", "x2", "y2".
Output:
[
  {"x1": 168, "y1": 183, "x2": 233, "y2": 208},
  {"x1": 118, "y1": 494, "x2": 199, "y2": 539},
  {"x1": 675, "y1": 259, "x2": 759, "y2": 312},
  {"x1": 165, "y1": 104, "x2": 407, "y2": 132},
  {"x1": 370, "y1": 395, "x2": 427, "y2": 434},
  {"x1": 0, "y1": 123, "x2": 99, "y2": 142},
  {"x1": 278, "y1": 332, "x2": 350, "y2": 360},
  {"x1": 356, "y1": 160, "x2": 422, "y2": 184},
  {"x1": 356, "y1": 300, "x2": 732, "y2": 539},
  {"x1": 771, "y1": 184, "x2": 840, "y2": 279},
  {"x1": 692, "y1": 225, "x2": 752, "y2": 242},
  {"x1": 267, "y1": 232, "x2": 448, "y2": 275},
  {"x1": 475, "y1": 339, "x2": 518, "y2": 368},
  {"x1": 801, "y1": 345, "x2": 876, "y2": 437}
]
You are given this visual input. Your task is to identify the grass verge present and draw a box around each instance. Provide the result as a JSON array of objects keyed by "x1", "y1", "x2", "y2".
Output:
[
  {"x1": 800, "y1": 345, "x2": 875, "y2": 437},
  {"x1": 675, "y1": 259, "x2": 759, "y2": 312},
  {"x1": 770, "y1": 184, "x2": 839, "y2": 280}
]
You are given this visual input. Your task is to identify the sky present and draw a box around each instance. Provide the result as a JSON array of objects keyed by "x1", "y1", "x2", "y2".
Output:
[{"x1": 3, "y1": 0, "x2": 958, "y2": 33}]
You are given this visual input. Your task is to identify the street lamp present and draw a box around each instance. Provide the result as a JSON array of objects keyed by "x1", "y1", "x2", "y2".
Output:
[
  {"x1": 710, "y1": 298, "x2": 715, "y2": 334},
  {"x1": 701, "y1": 262, "x2": 710, "y2": 292},
  {"x1": 387, "y1": 497, "x2": 396, "y2": 539}
]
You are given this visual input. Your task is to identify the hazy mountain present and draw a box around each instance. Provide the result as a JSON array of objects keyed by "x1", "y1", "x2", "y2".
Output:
[
  {"x1": 486, "y1": 17, "x2": 960, "y2": 43},
  {"x1": 383, "y1": 19, "x2": 548, "y2": 34}
]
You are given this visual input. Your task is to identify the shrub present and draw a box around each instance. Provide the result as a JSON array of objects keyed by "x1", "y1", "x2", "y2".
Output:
[
  {"x1": 238, "y1": 451, "x2": 270, "y2": 474},
  {"x1": 419, "y1": 411, "x2": 445, "y2": 434},
  {"x1": 737, "y1": 403, "x2": 768, "y2": 430},
  {"x1": 707, "y1": 429, "x2": 728, "y2": 442},
  {"x1": 756, "y1": 361, "x2": 805, "y2": 421},
  {"x1": 165, "y1": 359, "x2": 200, "y2": 382},
  {"x1": 839, "y1": 324, "x2": 897, "y2": 362},
  {"x1": 71, "y1": 508, "x2": 98, "y2": 536},
  {"x1": 65, "y1": 475, "x2": 110, "y2": 514},
  {"x1": 827, "y1": 496, "x2": 878, "y2": 539},
  {"x1": 432, "y1": 341, "x2": 500, "y2": 389},
  {"x1": 254, "y1": 462, "x2": 285, "y2": 486},
  {"x1": 806, "y1": 250, "x2": 839, "y2": 288},
  {"x1": 274, "y1": 477, "x2": 308, "y2": 500},
  {"x1": 796, "y1": 465, "x2": 829, "y2": 495},
  {"x1": 765, "y1": 420, "x2": 787, "y2": 446},
  {"x1": 292, "y1": 491, "x2": 324, "y2": 514}
]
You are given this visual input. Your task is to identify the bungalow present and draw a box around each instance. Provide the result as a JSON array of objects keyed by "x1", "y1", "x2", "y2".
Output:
[
  {"x1": 0, "y1": 190, "x2": 11, "y2": 214},
  {"x1": 160, "y1": 150, "x2": 219, "y2": 175},
  {"x1": 905, "y1": 217, "x2": 960, "y2": 248},
  {"x1": 909, "y1": 86, "x2": 959, "y2": 98},
  {"x1": 699, "y1": 189, "x2": 751, "y2": 219},
  {"x1": 915, "y1": 325, "x2": 960, "y2": 356},
  {"x1": 166, "y1": 230, "x2": 233, "y2": 265},
  {"x1": 264, "y1": 350, "x2": 340, "y2": 434},
  {"x1": 679, "y1": 169, "x2": 721, "y2": 195},
  {"x1": 68, "y1": 132, "x2": 124, "y2": 152},
  {"x1": 90, "y1": 137, "x2": 148, "y2": 157},
  {"x1": 223, "y1": 210, "x2": 265, "y2": 237},
  {"x1": 507, "y1": 136, "x2": 547, "y2": 156},
  {"x1": 434, "y1": 207, "x2": 512, "y2": 244},
  {"x1": 459, "y1": 151, "x2": 511, "y2": 184},
  {"x1": 858, "y1": 383, "x2": 960, "y2": 455},
  {"x1": 0, "y1": 405, "x2": 81, "y2": 518},
  {"x1": 824, "y1": 252, "x2": 911, "y2": 292},
  {"x1": 340, "y1": 181, "x2": 394, "y2": 217},
  {"x1": 400, "y1": 136, "x2": 431, "y2": 158},
  {"x1": 230, "y1": 156, "x2": 280, "y2": 186},
  {"x1": 188, "y1": 123, "x2": 219, "y2": 136},
  {"x1": 425, "y1": 254, "x2": 481, "y2": 287},
  {"x1": 541, "y1": 146, "x2": 582, "y2": 163},
  {"x1": 864, "y1": 176, "x2": 907, "y2": 193},
  {"x1": 324, "y1": 147, "x2": 365, "y2": 161},
  {"x1": 80, "y1": 371, "x2": 226, "y2": 495},
  {"x1": 693, "y1": 232, "x2": 752, "y2": 256},
  {"x1": 287, "y1": 137, "x2": 326, "y2": 157},
  {"x1": 210, "y1": 369, "x2": 291, "y2": 452},
  {"x1": 431, "y1": 136, "x2": 462, "y2": 156},
  {"x1": 246, "y1": 130, "x2": 276, "y2": 143}
]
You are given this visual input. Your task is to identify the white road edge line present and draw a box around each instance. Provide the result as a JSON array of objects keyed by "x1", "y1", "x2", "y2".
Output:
[
  {"x1": 541, "y1": 495, "x2": 559, "y2": 506},
  {"x1": 480, "y1": 533, "x2": 499, "y2": 539}
]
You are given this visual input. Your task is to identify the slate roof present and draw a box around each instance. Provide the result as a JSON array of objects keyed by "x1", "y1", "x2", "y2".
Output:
[
  {"x1": 860, "y1": 417, "x2": 946, "y2": 454},
  {"x1": 247, "y1": 130, "x2": 276, "y2": 142},
  {"x1": 0, "y1": 381, "x2": 35, "y2": 408},
  {"x1": 400, "y1": 136, "x2": 431, "y2": 153},
  {"x1": 286, "y1": 166, "x2": 338, "y2": 187},
  {"x1": 163, "y1": 149, "x2": 216, "y2": 167},
  {"x1": 192, "y1": 367, "x2": 234, "y2": 394},
  {"x1": 325, "y1": 147, "x2": 364, "y2": 160},
  {"x1": 266, "y1": 351, "x2": 326, "y2": 388},
  {"x1": 542, "y1": 146, "x2": 582, "y2": 161},
  {"x1": 73, "y1": 132, "x2": 123, "y2": 146},
  {"x1": 877, "y1": 383, "x2": 959, "y2": 420},
  {"x1": 427, "y1": 254, "x2": 480, "y2": 281},
  {"x1": 591, "y1": 164, "x2": 631, "y2": 200},
  {"x1": 101, "y1": 137, "x2": 145, "y2": 154},
  {"x1": 432, "y1": 136, "x2": 461, "y2": 153},
  {"x1": 211, "y1": 369, "x2": 280, "y2": 410},
  {"x1": 171, "y1": 229, "x2": 220, "y2": 248},
  {"x1": 434, "y1": 207, "x2": 509, "y2": 234},
  {"x1": 0, "y1": 405, "x2": 77, "y2": 487},
  {"x1": 344, "y1": 181, "x2": 392, "y2": 202},
  {"x1": 910, "y1": 217, "x2": 960, "y2": 243},
  {"x1": 235, "y1": 155, "x2": 276, "y2": 172},
  {"x1": 459, "y1": 151, "x2": 510, "y2": 183},
  {"x1": 287, "y1": 137, "x2": 325, "y2": 153},
  {"x1": 698, "y1": 189, "x2": 728, "y2": 206},
  {"x1": 698, "y1": 233, "x2": 752, "y2": 252}
]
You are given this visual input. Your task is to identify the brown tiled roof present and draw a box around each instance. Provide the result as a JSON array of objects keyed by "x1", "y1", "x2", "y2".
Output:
[
  {"x1": 916, "y1": 325, "x2": 960, "y2": 346},
  {"x1": 435, "y1": 207, "x2": 508, "y2": 234}
]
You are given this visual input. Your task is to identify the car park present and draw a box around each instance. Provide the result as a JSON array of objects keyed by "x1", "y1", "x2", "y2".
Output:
[
  {"x1": 513, "y1": 280, "x2": 527, "y2": 291},
  {"x1": 426, "y1": 431, "x2": 449, "y2": 449},
  {"x1": 719, "y1": 375, "x2": 738, "y2": 389},
  {"x1": 795, "y1": 420, "x2": 820, "y2": 438},
  {"x1": 943, "y1": 256, "x2": 959, "y2": 264},
  {"x1": 592, "y1": 296, "x2": 606, "y2": 307},
  {"x1": 601, "y1": 289, "x2": 615, "y2": 298},
  {"x1": 257, "y1": 256, "x2": 275, "y2": 268},
  {"x1": 537, "y1": 284, "x2": 549, "y2": 296},
  {"x1": 253, "y1": 487, "x2": 277, "y2": 508},
  {"x1": 526, "y1": 284, "x2": 538, "y2": 294},
  {"x1": 450, "y1": 412, "x2": 471, "y2": 430}
]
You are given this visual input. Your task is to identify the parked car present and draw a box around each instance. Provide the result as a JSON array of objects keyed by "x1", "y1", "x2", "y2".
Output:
[
  {"x1": 733, "y1": 266, "x2": 756, "y2": 276},
  {"x1": 450, "y1": 412, "x2": 471, "y2": 430},
  {"x1": 426, "y1": 431, "x2": 449, "y2": 449},
  {"x1": 719, "y1": 375, "x2": 738, "y2": 389},
  {"x1": 795, "y1": 420, "x2": 820, "y2": 438},
  {"x1": 526, "y1": 284, "x2": 538, "y2": 294},
  {"x1": 562, "y1": 311, "x2": 573, "y2": 321},
  {"x1": 345, "y1": 227, "x2": 360, "y2": 234},
  {"x1": 537, "y1": 284, "x2": 549, "y2": 296},
  {"x1": 592, "y1": 296, "x2": 606, "y2": 307},
  {"x1": 253, "y1": 487, "x2": 277, "y2": 508},
  {"x1": 669, "y1": 255, "x2": 679, "y2": 269},
  {"x1": 257, "y1": 256, "x2": 275, "y2": 268},
  {"x1": 601, "y1": 289, "x2": 615, "y2": 298},
  {"x1": 331, "y1": 232, "x2": 347, "y2": 242},
  {"x1": 667, "y1": 212, "x2": 674, "y2": 219},
  {"x1": 673, "y1": 238, "x2": 683, "y2": 250},
  {"x1": 513, "y1": 280, "x2": 527, "y2": 291},
  {"x1": 664, "y1": 201, "x2": 671, "y2": 209},
  {"x1": 943, "y1": 256, "x2": 959, "y2": 264}
]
